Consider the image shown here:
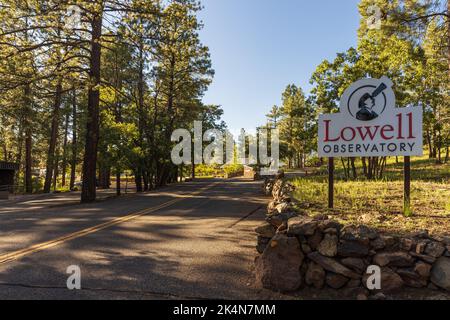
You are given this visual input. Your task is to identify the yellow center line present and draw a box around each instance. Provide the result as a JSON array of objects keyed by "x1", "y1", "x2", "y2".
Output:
[{"x1": 0, "y1": 181, "x2": 220, "y2": 265}]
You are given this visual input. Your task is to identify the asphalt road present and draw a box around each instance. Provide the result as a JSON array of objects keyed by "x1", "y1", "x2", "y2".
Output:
[{"x1": 0, "y1": 178, "x2": 273, "y2": 300}]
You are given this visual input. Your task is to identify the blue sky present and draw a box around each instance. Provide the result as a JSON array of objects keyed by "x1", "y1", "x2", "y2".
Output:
[{"x1": 198, "y1": 0, "x2": 361, "y2": 133}]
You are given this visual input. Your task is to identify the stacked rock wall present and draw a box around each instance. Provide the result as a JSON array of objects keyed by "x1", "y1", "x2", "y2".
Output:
[{"x1": 255, "y1": 176, "x2": 450, "y2": 299}]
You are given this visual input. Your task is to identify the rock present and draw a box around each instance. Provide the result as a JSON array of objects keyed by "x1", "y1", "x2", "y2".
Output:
[
  {"x1": 272, "y1": 179, "x2": 295, "y2": 203},
  {"x1": 338, "y1": 241, "x2": 369, "y2": 258},
  {"x1": 301, "y1": 243, "x2": 312, "y2": 254},
  {"x1": 400, "y1": 238, "x2": 416, "y2": 252},
  {"x1": 340, "y1": 225, "x2": 378, "y2": 244},
  {"x1": 255, "y1": 234, "x2": 304, "y2": 292},
  {"x1": 263, "y1": 179, "x2": 275, "y2": 196},
  {"x1": 357, "y1": 293, "x2": 368, "y2": 300},
  {"x1": 255, "y1": 223, "x2": 276, "y2": 238},
  {"x1": 326, "y1": 272, "x2": 349, "y2": 289},
  {"x1": 363, "y1": 267, "x2": 403, "y2": 293},
  {"x1": 411, "y1": 230, "x2": 429, "y2": 239},
  {"x1": 370, "y1": 237, "x2": 386, "y2": 250},
  {"x1": 380, "y1": 268, "x2": 405, "y2": 292},
  {"x1": 307, "y1": 229, "x2": 323, "y2": 250},
  {"x1": 317, "y1": 234, "x2": 338, "y2": 257},
  {"x1": 300, "y1": 260, "x2": 308, "y2": 277},
  {"x1": 380, "y1": 235, "x2": 397, "y2": 248},
  {"x1": 414, "y1": 261, "x2": 432, "y2": 278},
  {"x1": 442, "y1": 237, "x2": 450, "y2": 246},
  {"x1": 305, "y1": 262, "x2": 325, "y2": 289},
  {"x1": 341, "y1": 257, "x2": 366, "y2": 273},
  {"x1": 346, "y1": 279, "x2": 361, "y2": 288},
  {"x1": 319, "y1": 220, "x2": 343, "y2": 233},
  {"x1": 276, "y1": 222, "x2": 288, "y2": 234},
  {"x1": 287, "y1": 216, "x2": 318, "y2": 236},
  {"x1": 267, "y1": 201, "x2": 278, "y2": 215},
  {"x1": 307, "y1": 252, "x2": 360, "y2": 279},
  {"x1": 415, "y1": 240, "x2": 428, "y2": 254},
  {"x1": 266, "y1": 211, "x2": 296, "y2": 228},
  {"x1": 373, "y1": 251, "x2": 415, "y2": 267},
  {"x1": 369, "y1": 293, "x2": 386, "y2": 300},
  {"x1": 324, "y1": 228, "x2": 338, "y2": 235},
  {"x1": 397, "y1": 268, "x2": 427, "y2": 288},
  {"x1": 256, "y1": 236, "x2": 271, "y2": 254},
  {"x1": 430, "y1": 257, "x2": 450, "y2": 291},
  {"x1": 266, "y1": 215, "x2": 283, "y2": 228},
  {"x1": 425, "y1": 294, "x2": 450, "y2": 300},
  {"x1": 428, "y1": 282, "x2": 439, "y2": 290},
  {"x1": 275, "y1": 202, "x2": 291, "y2": 214},
  {"x1": 344, "y1": 287, "x2": 369, "y2": 300},
  {"x1": 446, "y1": 247, "x2": 450, "y2": 257},
  {"x1": 359, "y1": 225, "x2": 378, "y2": 240},
  {"x1": 425, "y1": 241, "x2": 446, "y2": 258},
  {"x1": 409, "y1": 251, "x2": 436, "y2": 264}
]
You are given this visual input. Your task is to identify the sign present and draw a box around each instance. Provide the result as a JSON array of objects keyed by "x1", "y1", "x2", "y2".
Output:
[{"x1": 318, "y1": 77, "x2": 423, "y2": 158}]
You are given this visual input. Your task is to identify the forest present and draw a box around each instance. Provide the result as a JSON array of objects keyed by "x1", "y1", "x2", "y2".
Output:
[{"x1": 0, "y1": 0, "x2": 224, "y2": 202}]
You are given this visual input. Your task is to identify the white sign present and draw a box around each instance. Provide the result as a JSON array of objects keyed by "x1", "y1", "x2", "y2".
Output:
[{"x1": 318, "y1": 77, "x2": 423, "y2": 158}]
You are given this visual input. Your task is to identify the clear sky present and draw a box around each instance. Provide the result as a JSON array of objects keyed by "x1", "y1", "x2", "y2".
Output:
[{"x1": 198, "y1": 0, "x2": 361, "y2": 134}]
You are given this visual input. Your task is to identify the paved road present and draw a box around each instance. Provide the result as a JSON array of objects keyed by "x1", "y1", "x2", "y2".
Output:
[{"x1": 0, "y1": 179, "x2": 277, "y2": 300}]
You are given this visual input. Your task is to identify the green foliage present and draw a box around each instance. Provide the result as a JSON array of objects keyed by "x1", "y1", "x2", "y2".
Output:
[{"x1": 0, "y1": 0, "x2": 223, "y2": 194}]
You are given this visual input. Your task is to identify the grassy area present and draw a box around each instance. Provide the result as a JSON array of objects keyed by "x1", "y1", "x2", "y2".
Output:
[{"x1": 290, "y1": 155, "x2": 450, "y2": 236}]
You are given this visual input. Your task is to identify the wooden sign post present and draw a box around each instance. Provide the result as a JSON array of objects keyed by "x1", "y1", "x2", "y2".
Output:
[
  {"x1": 328, "y1": 157, "x2": 334, "y2": 209},
  {"x1": 404, "y1": 156, "x2": 412, "y2": 216}
]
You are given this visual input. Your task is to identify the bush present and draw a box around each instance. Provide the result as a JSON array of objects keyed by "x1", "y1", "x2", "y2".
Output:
[{"x1": 223, "y1": 164, "x2": 244, "y2": 178}]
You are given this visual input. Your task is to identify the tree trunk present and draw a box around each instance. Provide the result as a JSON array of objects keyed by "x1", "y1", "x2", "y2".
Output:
[
  {"x1": 116, "y1": 171, "x2": 121, "y2": 196},
  {"x1": 447, "y1": 0, "x2": 450, "y2": 80},
  {"x1": 44, "y1": 80, "x2": 62, "y2": 193},
  {"x1": 23, "y1": 84, "x2": 33, "y2": 194},
  {"x1": 426, "y1": 129, "x2": 433, "y2": 158},
  {"x1": 437, "y1": 129, "x2": 442, "y2": 164},
  {"x1": 61, "y1": 112, "x2": 69, "y2": 187},
  {"x1": 136, "y1": 38, "x2": 146, "y2": 193},
  {"x1": 445, "y1": 145, "x2": 449, "y2": 163},
  {"x1": 52, "y1": 150, "x2": 60, "y2": 191},
  {"x1": 25, "y1": 126, "x2": 32, "y2": 193},
  {"x1": 15, "y1": 125, "x2": 24, "y2": 187},
  {"x1": 99, "y1": 166, "x2": 110, "y2": 189},
  {"x1": 361, "y1": 157, "x2": 367, "y2": 176},
  {"x1": 350, "y1": 157, "x2": 357, "y2": 179},
  {"x1": 341, "y1": 157, "x2": 348, "y2": 181},
  {"x1": 143, "y1": 170, "x2": 149, "y2": 191},
  {"x1": 135, "y1": 168, "x2": 143, "y2": 192},
  {"x1": 81, "y1": 10, "x2": 103, "y2": 203},
  {"x1": 70, "y1": 87, "x2": 77, "y2": 191}
]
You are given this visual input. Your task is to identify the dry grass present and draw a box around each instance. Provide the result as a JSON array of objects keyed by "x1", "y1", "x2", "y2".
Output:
[{"x1": 291, "y1": 158, "x2": 450, "y2": 236}]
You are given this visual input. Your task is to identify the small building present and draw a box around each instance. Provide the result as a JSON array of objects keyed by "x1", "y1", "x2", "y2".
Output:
[{"x1": 0, "y1": 161, "x2": 19, "y2": 199}]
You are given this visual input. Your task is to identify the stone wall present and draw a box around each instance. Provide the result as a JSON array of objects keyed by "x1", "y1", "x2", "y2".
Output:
[{"x1": 255, "y1": 174, "x2": 450, "y2": 299}]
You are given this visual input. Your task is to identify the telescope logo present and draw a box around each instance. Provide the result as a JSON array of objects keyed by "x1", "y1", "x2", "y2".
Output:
[{"x1": 346, "y1": 77, "x2": 393, "y2": 122}]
